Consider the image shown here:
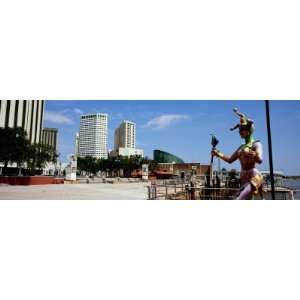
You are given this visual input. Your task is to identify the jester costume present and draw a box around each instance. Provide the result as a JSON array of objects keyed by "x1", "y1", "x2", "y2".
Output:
[{"x1": 213, "y1": 109, "x2": 264, "y2": 200}]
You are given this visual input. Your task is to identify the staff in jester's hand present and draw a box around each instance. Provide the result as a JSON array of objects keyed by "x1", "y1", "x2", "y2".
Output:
[
  {"x1": 210, "y1": 134, "x2": 219, "y2": 164},
  {"x1": 209, "y1": 134, "x2": 219, "y2": 188}
]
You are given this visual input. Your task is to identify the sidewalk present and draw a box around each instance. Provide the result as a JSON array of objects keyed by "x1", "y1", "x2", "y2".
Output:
[{"x1": 0, "y1": 182, "x2": 149, "y2": 200}]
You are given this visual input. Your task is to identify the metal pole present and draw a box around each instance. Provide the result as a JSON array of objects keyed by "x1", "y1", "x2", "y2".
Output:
[{"x1": 265, "y1": 100, "x2": 276, "y2": 199}]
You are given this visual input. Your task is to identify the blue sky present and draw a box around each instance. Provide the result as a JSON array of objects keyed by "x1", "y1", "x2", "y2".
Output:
[{"x1": 44, "y1": 100, "x2": 300, "y2": 175}]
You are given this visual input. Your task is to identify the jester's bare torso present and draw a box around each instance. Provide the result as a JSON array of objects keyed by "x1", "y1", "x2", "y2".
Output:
[{"x1": 229, "y1": 140, "x2": 263, "y2": 199}]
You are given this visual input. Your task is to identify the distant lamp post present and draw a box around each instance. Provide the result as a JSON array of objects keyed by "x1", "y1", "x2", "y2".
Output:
[{"x1": 265, "y1": 100, "x2": 276, "y2": 199}]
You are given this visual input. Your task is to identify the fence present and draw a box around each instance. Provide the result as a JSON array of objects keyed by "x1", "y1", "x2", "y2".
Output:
[
  {"x1": 148, "y1": 184, "x2": 298, "y2": 200},
  {"x1": 147, "y1": 182, "x2": 187, "y2": 200}
]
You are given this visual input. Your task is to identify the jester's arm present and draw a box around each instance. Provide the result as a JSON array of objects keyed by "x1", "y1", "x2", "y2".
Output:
[
  {"x1": 233, "y1": 108, "x2": 254, "y2": 125},
  {"x1": 212, "y1": 149, "x2": 239, "y2": 164},
  {"x1": 230, "y1": 124, "x2": 240, "y2": 131},
  {"x1": 233, "y1": 108, "x2": 246, "y2": 119}
]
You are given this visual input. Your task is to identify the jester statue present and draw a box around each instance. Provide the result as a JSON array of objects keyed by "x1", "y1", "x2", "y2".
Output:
[{"x1": 212, "y1": 108, "x2": 264, "y2": 199}]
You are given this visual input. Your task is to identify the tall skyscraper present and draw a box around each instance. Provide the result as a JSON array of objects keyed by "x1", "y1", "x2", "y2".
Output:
[
  {"x1": 78, "y1": 113, "x2": 108, "y2": 159},
  {"x1": 114, "y1": 120, "x2": 136, "y2": 150},
  {"x1": 112, "y1": 120, "x2": 143, "y2": 157},
  {"x1": 75, "y1": 132, "x2": 79, "y2": 157},
  {"x1": 0, "y1": 100, "x2": 45, "y2": 144},
  {"x1": 41, "y1": 128, "x2": 58, "y2": 152}
]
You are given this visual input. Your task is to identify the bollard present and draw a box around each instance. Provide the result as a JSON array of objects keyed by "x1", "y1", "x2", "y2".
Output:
[
  {"x1": 190, "y1": 182, "x2": 195, "y2": 200},
  {"x1": 185, "y1": 185, "x2": 189, "y2": 200}
]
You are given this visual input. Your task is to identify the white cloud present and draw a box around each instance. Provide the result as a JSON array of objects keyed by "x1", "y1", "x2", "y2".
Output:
[
  {"x1": 62, "y1": 108, "x2": 84, "y2": 115},
  {"x1": 73, "y1": 108, "x2": 84, "y2": 114},
  {"x1": 144, "y1": 114, "x2": 190, "y2": 129},
  {"x1": 44, "y1": 111, "x2": 73, "y2": 125}
]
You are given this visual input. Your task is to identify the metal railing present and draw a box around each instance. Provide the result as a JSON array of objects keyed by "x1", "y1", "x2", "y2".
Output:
[
  {"x1": 185, "y1": 187, "x2": 239, "y2": 200},
  {"x1": 147, "y1": 182, "x2": 187, "y2": 200},
  {"x1": 148, "y1": 184, "x2": 298, "y2": 200}
]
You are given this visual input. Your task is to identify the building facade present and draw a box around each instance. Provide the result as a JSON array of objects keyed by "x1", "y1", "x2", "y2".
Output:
[
  {"x1": 110, "y1": 147, "x2": 144, "y2": 158},
  {"x1": 155, "y1": 163, "x2": 211, "y2": 176},
  {"x1": 41, "y1": 128, "x2": 58, "y2": 152},
  {"x1": 0, "y1": 100, "x2": 45, "y2": 144},
  {"x1": 78, "y1": 113, "x2": 108, "y2": 159},
  {"x1": 114, "y1": 120, "x2": 136, "y2": 150},
  {"x1": 112, "y1": 120, "x2": 143, "y2": 157}
]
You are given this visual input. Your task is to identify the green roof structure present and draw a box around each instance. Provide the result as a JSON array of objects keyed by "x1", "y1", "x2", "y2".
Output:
[{"x1": 153, "y1": 150, "x2": 184, "y2": 164}]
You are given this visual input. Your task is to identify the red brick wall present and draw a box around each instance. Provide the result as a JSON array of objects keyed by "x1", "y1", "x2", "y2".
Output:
[{"x1": 0, "y1": 176, "x2": 64, "y2": 185}]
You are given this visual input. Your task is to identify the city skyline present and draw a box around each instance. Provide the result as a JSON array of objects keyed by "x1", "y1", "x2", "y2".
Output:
[{"x1": 44, "y1": 100, "x2": 300, "y2": 175}]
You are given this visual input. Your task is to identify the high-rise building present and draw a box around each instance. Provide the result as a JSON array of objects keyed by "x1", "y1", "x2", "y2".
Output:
[
  {"x1": 41, "y1": 128, "x2": 58, "y2": 152},
  {"x1": 41, "y1": 128, "x2": 58, "y2": 173},
  {"x1": 114, "y1": 127, "x2": 120, "y2": 151},
  {"x1": 0, "y1": 100, "x2": 45, "y2": 144},
  {"x1": 75, "y1": 132, "x2": 79, "y2": 157},
  {"x1": 111, "y1": 120, "x2": 144, "y2": 158},
  {"x1": 114, "y1": 120, "x2": 136, "y2": 150},
  {"x1": 78, "y1": 113, "x2": 108, "y2": 159}
]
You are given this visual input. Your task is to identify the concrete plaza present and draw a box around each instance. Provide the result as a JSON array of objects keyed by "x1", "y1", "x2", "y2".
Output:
[{"x1": 0, "y1": 182, "x2": 149, "y2": 200}]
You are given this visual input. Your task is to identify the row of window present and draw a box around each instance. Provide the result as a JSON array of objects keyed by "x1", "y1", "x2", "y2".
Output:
[{"x1": 81, "y1": 115, "x2": 107, "y2": 119}]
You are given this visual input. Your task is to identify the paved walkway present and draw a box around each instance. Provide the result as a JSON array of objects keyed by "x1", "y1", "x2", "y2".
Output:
[{"x1": 0, "y1": 183, "x2": 149, "y2": 200}]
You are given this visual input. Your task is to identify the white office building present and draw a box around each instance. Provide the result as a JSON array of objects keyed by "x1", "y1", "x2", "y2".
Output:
[
  {"x1": 112, "y1": 120, "x2": 143, "y2": 157},
  {"x1": 0, "y1": 100, "x2": 44, "y2": 144},
  {"x1": 78, "y1": 113, "x2": 108, "y2": 159}
]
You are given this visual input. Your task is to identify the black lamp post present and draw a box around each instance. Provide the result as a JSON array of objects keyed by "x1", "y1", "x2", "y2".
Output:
[{"x1": 265, "y1": 100, "x2": 276, "y2": 199}]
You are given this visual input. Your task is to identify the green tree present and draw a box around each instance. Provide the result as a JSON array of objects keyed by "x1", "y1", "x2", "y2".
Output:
[
  {"x1": 86, "y1": 156, "x2": 97, "y2": 174},
  {"x1": 77, "y1": 156, "x2": 98, "y2": 175},
  {"x1": 77, "y1": 157, "x2": 86, "y2": 174},
  {"x1": 75, "y1": 155, "x2": 157, "y2": 178},
  {"x1": 26, "y1": 143, "x2": 58, "y2": 175},
  {"x1": 95, "y1": 158, "x2": 106, "y2": 174},
  {"x1": 0, "y1": 127, "x2": 59, "y2": 176},
  {"x1": 0, "y1": 127, "x2": 30, "y2": 175},
  {"x1": 35, "y1": 144, "x2": 57, "y2": 171},
  {"x1": 14, "y1": 128, "x2": 31, "y2": 175},
  {"x1": 142, "y1": 156, "x2": 157, "y2": 171}
]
